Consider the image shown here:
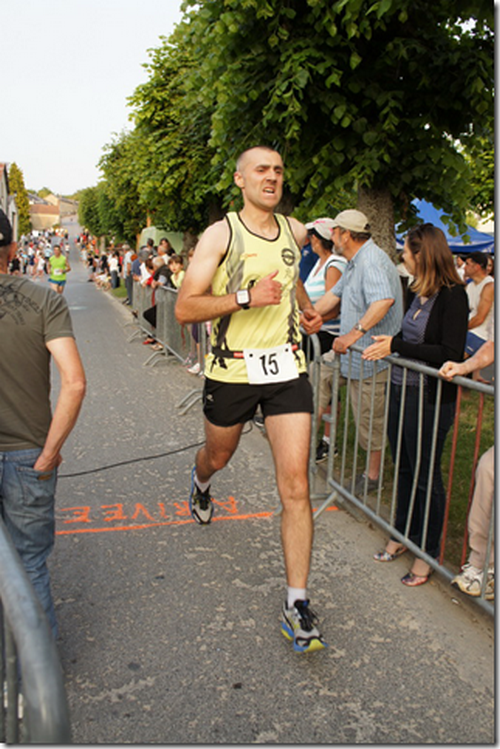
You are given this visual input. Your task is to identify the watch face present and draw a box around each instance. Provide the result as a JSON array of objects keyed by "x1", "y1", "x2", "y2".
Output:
[{"x1": 236, "y1": 289, "x2": 250, "y2": 306}]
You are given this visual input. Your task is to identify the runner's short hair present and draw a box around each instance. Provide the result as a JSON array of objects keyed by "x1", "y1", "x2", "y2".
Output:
[{"x1": 236, "y1": 145, "x2": 281, "y2": 173}]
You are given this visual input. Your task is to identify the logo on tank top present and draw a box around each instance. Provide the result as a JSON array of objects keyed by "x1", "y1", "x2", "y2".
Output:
[{"x1": 281, "y1": 248, "x2": 295, "y2": 266}]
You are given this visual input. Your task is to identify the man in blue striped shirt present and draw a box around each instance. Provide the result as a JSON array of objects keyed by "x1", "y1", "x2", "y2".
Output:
[{"x1": 312, "y1": 210, "x2": 403, "y2": 493}]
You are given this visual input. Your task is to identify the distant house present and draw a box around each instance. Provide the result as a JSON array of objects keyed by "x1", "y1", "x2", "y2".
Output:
[
  {"x1": 28, "y1": 193, "x2": 77, "y2": 228},
  {"x1": 0, "y1": 164, "x2": 8, "y2": 213},
  {"x1": 0, "y1": 163, "x2": 18, "y2": 239},
  {"x1": 43, "y1": 193, "x2": 59, "y2": 207},
  {"x1": 27, "y1": 191, "x2": 49, "y2": 204},
  {"x1": 59, "y1": 196, "x2": 78, "y2": 218},
  {"x1": 28, "y1": 191, "x2": 59, "y2": 231},
  {"x1": 8, "y1": 195, "x2": 18, "y2": 239},
  {"x1": 29, "y1": 203, "x2": 60, "y2": 232}
]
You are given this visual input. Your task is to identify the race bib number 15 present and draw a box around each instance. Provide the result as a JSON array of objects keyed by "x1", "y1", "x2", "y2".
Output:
[{"x1": 243, "y1": 344, "x2": 299, "y2": 385}]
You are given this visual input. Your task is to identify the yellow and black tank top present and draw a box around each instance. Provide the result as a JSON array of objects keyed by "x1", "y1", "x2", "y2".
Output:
[{"x1": 205, "y1": 212, "x2": 307, "y2": 383}]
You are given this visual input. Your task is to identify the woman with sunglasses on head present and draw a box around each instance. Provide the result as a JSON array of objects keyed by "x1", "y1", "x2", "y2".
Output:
[{"x1": 362, "y1": 224, "x2": 468, "y2": 586}]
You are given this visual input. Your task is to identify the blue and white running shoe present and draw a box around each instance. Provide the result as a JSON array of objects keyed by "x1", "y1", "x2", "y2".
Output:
[{"x1": 281, "y1": 599, "x2": 328, "y2": 653}]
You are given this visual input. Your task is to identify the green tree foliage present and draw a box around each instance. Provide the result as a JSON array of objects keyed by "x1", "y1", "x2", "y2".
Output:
[
  {"x1": 77, "y1": 178, "x2": 144, "y2": 247},
  {"x1": 175, "y1": 0, "x2": 493, "y2": 251},
  {"x1": 8, "y1": 163, "x2": 31, "y2": 235},
  {"x1": 78, "y1": 185, "x2": 103, "y2": 237},
  {"x1": 128, "y1": 31, "x2": 223, "y2": 233},
  {"x1": 98, "y1": 130, "x2": 148, "y2": 244},
  {"x1": 464, "y1": 132, "x2": 494, "y2": 218},
  {"x1": 98, "y1": 0, "x2": 493, "y2": 254}
]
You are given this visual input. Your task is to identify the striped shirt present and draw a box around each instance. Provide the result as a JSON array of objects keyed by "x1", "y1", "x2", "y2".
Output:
[
  {"x1": 304, "y1": 254, "x2": 347, "y2": 336},
  {"x1": 331, "y1": 238, "x2": 403, "y2": 378}
]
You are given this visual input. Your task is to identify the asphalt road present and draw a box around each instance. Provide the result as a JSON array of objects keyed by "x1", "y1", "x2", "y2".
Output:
[{"x1": 48, "y1": 224, "x2": 494, "y2": 744}]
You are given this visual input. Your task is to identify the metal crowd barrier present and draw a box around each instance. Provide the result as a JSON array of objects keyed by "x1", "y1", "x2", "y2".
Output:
[
  {"x1": 127, "y1": 282, "x2": 154, "y2": 342},
  {"x1": 155, "y1": 287, "x2": 192, "y2": 363},
  {"x1": 310, "y1": 343, "x2": 494, "y2": 614},
  {"x1": 124, "y1": 290, "x2": 494, "y2": 613},
  {"x1": 128, "y1": 282, "x2": 209, "y2": 412},
  {"x1": 0, "y1": 518, "x2": 72, "y2": 743},
  {"x1": 299, "y1": 334, "x2": 323, "y2": 488}
]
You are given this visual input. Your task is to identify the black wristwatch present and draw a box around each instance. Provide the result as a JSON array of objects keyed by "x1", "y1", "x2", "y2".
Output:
[
  {"x1": 236, "y1": 289, "x2": 251, "y2": 310},
  {"x1": 354, "y1": 322, "x2": 368, "y2": 334}
]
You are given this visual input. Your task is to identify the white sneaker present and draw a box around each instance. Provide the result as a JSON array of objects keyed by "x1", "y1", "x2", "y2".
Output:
[
  {"x1": 281, "y1": 600, "x2": 328, "y2": 653},
  {"x1": 187, "y1": 362, "x2": 201, "y2": 375},
  {"x1": 452, "y1": 563, "x2": 494, "y2": 600}
]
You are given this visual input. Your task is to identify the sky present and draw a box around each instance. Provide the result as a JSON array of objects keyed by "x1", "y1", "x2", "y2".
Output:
[{"x1": 2, "y1": 0, "x2": 184, "y2": 196}]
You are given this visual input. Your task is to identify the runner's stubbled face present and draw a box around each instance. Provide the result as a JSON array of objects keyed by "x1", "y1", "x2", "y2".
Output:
[{"x1": 234, "y1": 149, "x2": 284, "y2": 211}]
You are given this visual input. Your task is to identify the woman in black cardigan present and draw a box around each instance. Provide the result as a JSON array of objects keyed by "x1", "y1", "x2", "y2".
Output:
[{"x1": 363, "y1": 223, "x2": 468, "y2": 586}]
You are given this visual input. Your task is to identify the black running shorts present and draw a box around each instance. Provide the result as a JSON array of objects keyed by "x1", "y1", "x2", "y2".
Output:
[{"x1": 203, "y1": 373, "x2": 313, "y2": 428}]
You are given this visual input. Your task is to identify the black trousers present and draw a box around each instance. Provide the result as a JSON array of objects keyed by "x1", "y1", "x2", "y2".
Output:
[
  {"x1": 143, "y1": 305, "x2": 157, "y2": 328},
  {"x1": 387, "y1": 384, "x2": 455, "y2": 559}
]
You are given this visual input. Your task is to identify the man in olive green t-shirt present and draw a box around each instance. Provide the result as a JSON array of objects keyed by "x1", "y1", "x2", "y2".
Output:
[{"x1": 0, "y1": 209, "x2": 86, "y2": 636}]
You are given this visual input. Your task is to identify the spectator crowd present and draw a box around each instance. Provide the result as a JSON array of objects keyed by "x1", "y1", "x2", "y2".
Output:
[{"x1": 6, "y1": 217, "x2": 495, "y2": 603}]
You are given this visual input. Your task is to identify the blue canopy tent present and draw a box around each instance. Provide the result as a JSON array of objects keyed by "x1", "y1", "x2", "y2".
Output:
[{"x1": 396, "y1": 199, "x2": 494, "y2": 254}]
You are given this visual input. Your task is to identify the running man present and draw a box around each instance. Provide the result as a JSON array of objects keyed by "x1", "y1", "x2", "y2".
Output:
[
  {"x1": 48, "y1": 243, "x2": 71, "y2": 294},
  {"x1": 176, "y1": 146, "x2": 327, "y2": 652}
]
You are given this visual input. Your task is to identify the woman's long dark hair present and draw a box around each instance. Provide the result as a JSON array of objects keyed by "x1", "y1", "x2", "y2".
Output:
[{"x1": 406, "y1": 223, "x2": 464, "y2": 297}]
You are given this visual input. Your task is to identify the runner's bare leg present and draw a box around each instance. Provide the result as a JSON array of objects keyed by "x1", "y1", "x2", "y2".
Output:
[
  {"x1": 265, "y1": 412, "x2": 313, "y2": 589},
  {"x1": 195, "y1": 419, "x2": 245, "y2": 484}
]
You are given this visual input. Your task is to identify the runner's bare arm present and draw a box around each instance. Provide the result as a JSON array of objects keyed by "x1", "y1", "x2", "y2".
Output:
[
  {"x1": 288, "y1": 216, "x2": 308, "y2": 251},
  {"x1": 175, "y1": 220, "x2": 282, "y2": 324},
  {"x1": 286, "y1": 217, "x2": 324, "y2": 333}
]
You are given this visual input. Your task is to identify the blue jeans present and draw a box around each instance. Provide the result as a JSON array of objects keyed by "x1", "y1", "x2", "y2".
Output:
[{"x1": 0, "y1": 448, "x2": 58, "y2": 637}]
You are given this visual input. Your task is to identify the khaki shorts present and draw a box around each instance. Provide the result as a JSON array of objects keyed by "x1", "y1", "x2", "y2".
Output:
[
  {"x1": 347, "y1": 368, "x2": 388, "y2": 451},
  {"x1": 318, "y1": 349, "x2": 337, "y2": 411},
  {"x1": 317, "y1": 356, "x2": 388, "y2": 450}
]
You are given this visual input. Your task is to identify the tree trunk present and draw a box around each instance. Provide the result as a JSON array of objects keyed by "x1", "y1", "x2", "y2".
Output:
[
  {"x1": 207, "y1": 200, "x2": 225, "y2": 226},
  {"x1": 276, "y1": 187, "x2": 297, "y2": 216},
  {"x1": 182, "y1": 230, "x2": 199, "y2": 253},
  {"x1": 357, "y1": 186, "x2": 397, "y2": 261}
]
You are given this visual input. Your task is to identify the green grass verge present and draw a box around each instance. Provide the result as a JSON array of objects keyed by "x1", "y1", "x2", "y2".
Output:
[{"x1": 111, "y1": 285, "x2": 127, "y2": 299}]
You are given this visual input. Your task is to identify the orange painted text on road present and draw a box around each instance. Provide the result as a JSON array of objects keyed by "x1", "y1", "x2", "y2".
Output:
[{"x1": 55, "y1": 497, "x2": 337, "y2": 536}]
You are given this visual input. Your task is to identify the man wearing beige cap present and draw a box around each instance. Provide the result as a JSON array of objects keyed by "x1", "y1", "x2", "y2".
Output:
[{"x1": 312, "y1": 209, "x2": 403, "y2": 495}]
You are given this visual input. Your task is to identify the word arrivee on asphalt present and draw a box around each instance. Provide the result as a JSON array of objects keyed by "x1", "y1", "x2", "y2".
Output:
[{"x1": 55, "y1": 496, "x2": 336, "y2": 537}]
